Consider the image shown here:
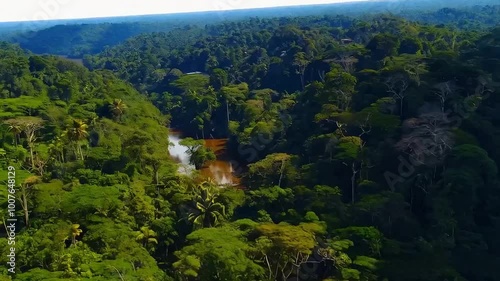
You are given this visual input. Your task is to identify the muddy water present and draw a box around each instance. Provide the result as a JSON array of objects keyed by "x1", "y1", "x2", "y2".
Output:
[
  {"x1": 201, "y1": 139, "x2": 240, "y2": 186},
  {"x1": 168, "y1": 130, "x2": 240, "y2": 186}
]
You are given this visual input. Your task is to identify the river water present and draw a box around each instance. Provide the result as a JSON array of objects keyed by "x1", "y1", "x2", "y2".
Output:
[{"x1": 168, "y1": 130, "x2": 240, "y2": 186}]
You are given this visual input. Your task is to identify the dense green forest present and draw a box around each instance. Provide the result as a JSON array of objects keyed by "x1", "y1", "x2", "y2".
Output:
[
  {"x1": 5, "y1": 2, "x2": 500, "y2": 58},
  {"x1": 8, "y1": 22, "x2": 179, "y2": 57},
  {"x1": 1, "y1": 2, "x2": 500, "y2": 281}
]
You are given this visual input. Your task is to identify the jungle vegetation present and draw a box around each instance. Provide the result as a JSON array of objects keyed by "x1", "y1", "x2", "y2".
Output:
[{"x1": 0, "y1": 3, "x2": 500, "y2": 281}]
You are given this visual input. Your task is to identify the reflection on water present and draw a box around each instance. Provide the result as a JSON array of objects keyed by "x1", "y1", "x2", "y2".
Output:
[
  {"x1": 168, "y1": 131, "x2": 196, "y2": 174},
  {"x1": 201, "y1": 139, "x2": 240, "y2": 186},
  {"x1": 167, "y1": 130, "x2": 239, "y2": 186}
]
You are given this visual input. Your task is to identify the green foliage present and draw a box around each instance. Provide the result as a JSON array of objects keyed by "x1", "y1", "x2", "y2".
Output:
[
  {"x1": 0, "y1": 47, "x2": 175, "y2": 280},
  {"x1": 173, "y1": 225, "x2": 265, "y2": 280},
  {"x1": 1, "y1": 5, "x2": 500, "y2": 281},
  {"x1": 179, "y1": 138, "x2": 216, "y2": 169},
  {"x1": 187, "y1": 181, "x2": 227, "y2": 229}
]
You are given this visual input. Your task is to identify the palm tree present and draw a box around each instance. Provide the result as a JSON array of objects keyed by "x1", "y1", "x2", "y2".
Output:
[
  {"x1": 65, "y1": 119, "x2": 88, "y2": 160},
  {"x1": 70, "y1": 224, "x2": 83, "y2": 246},
  {"x1": 4, "y1": 117, "x2": 44, "y2": 169},
  {"x1": 188, "y1": 181, "x2": 226, "y2": 229},
  {"x1": 135, "y1": 226, "x2": 158, "y2": 251},
  {"x1": 109, "y1": 99, "x2": 127, "y2": 121},
  {"x1": 7, "y1": 123, "x2": 21, "y2": 146}
]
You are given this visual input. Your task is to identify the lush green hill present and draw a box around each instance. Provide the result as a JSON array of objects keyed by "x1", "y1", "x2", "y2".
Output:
[
  {"x1": 8, "y1": 22, "x2": 184, "y2": 58},
  {"x1": 0, "y1": 42, "x2": 179, "y2": 279}
]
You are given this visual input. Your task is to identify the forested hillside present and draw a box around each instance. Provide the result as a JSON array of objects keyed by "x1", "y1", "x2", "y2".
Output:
[
  {"x1": 8, "y1": 22, "x2": 178, "y2": 58},
  {"x1": 6, "y1": 2, "x2": 500, "y2": 58},
  {"x1": 1, "y1": 3, "x2": 500, "y2": 281}
]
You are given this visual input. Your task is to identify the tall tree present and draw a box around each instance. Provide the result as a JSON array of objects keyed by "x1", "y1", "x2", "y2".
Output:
[
  {"x1": 173, "y1": 225, "x2": 265, "y2": 281},
  {"x1": 70, "y1": 223, "x2": 83, "y2": 246},
  {"x1": 19, "y1": 175, "x2": 41, "y2": 229},
  {"x1": 4, "y1": 117, "x2": 44, "y2": 169},
  {"x1": 385, "y1": 74, "x2": 409, "y2": 118},
  {"x1": 254, "y1": 222, "x2": 324, "y2": 281},
  {"x1": 188, "y1": 181, "x2": 226, "y2": 229},
  {"x1": 335, "y1": 136, "x2": 364, "y2": 203},
  {"x1": 64, "y1": 119, "x2": 89, "y2": 160},
  {"x1": 293, "y1": 52, "x2": 311, "y2": 90},
  {"x1": 135, "y1": 226, "x2": 158, "y2": 252},
  {"x1": 109, "y1": 98, "x2": 127, "y2": 121}
]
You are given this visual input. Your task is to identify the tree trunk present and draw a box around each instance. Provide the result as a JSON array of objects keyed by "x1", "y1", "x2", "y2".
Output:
[
  {"x1": 29, "y1": 144, "x2": 35, "y2": 170},
  {"x1": 318, "y1": 70, "x2": 325, "y2": 82},
  {"x1": 74, "y1": 144, "x2": 79, "y2": 160},
  {"x1": 20, "y1": 185, "x2": 30, "y2": 229},
  {"x1": 263, "y1": 255, "x2": 272, "y2": 281},
  {"x1": 75, "y1": 144, "x2": 83, "y2": 161},
  {"x1": 155, "y1": 169, "x2": 159, "y2": 185},
  {"x1": 278, "y1": 160, "x2": 286, "y2": 187},
  {"x1": 351, "y1": 162, "x2": 358, "y2": 204},
  {"x1": 80, "y1": 145, "x2": 85, "y2": 160},
  {"x1": 300, "y1": 72, "x2": 305, "y2": 90},
  {"x1": 112, "y1": 267, "x2": 125, "y2": 281}
]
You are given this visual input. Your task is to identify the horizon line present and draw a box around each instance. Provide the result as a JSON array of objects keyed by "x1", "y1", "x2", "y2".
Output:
[{"x1": 0, "y1": 0, "x2": 373, "y2": 24}]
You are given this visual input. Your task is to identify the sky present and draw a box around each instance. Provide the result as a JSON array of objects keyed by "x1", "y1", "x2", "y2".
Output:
[{"x1": 0, "y1": 0, "x2": 370, "y2": 23}]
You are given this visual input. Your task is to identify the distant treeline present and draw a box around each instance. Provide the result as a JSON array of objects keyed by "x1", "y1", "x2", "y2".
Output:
[{"x1": 2, "y1": 1, "x2": 499, "y2": 58}]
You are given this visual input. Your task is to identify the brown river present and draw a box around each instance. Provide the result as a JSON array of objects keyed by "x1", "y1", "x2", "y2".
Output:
[{"x1": 168, "y1": 130, "x2": 240, "y2": 187}]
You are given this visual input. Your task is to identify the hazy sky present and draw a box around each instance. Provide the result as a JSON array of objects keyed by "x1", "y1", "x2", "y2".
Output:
[{"x1": 0, "y1": 0, "x2": 370, "y2": 22}]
